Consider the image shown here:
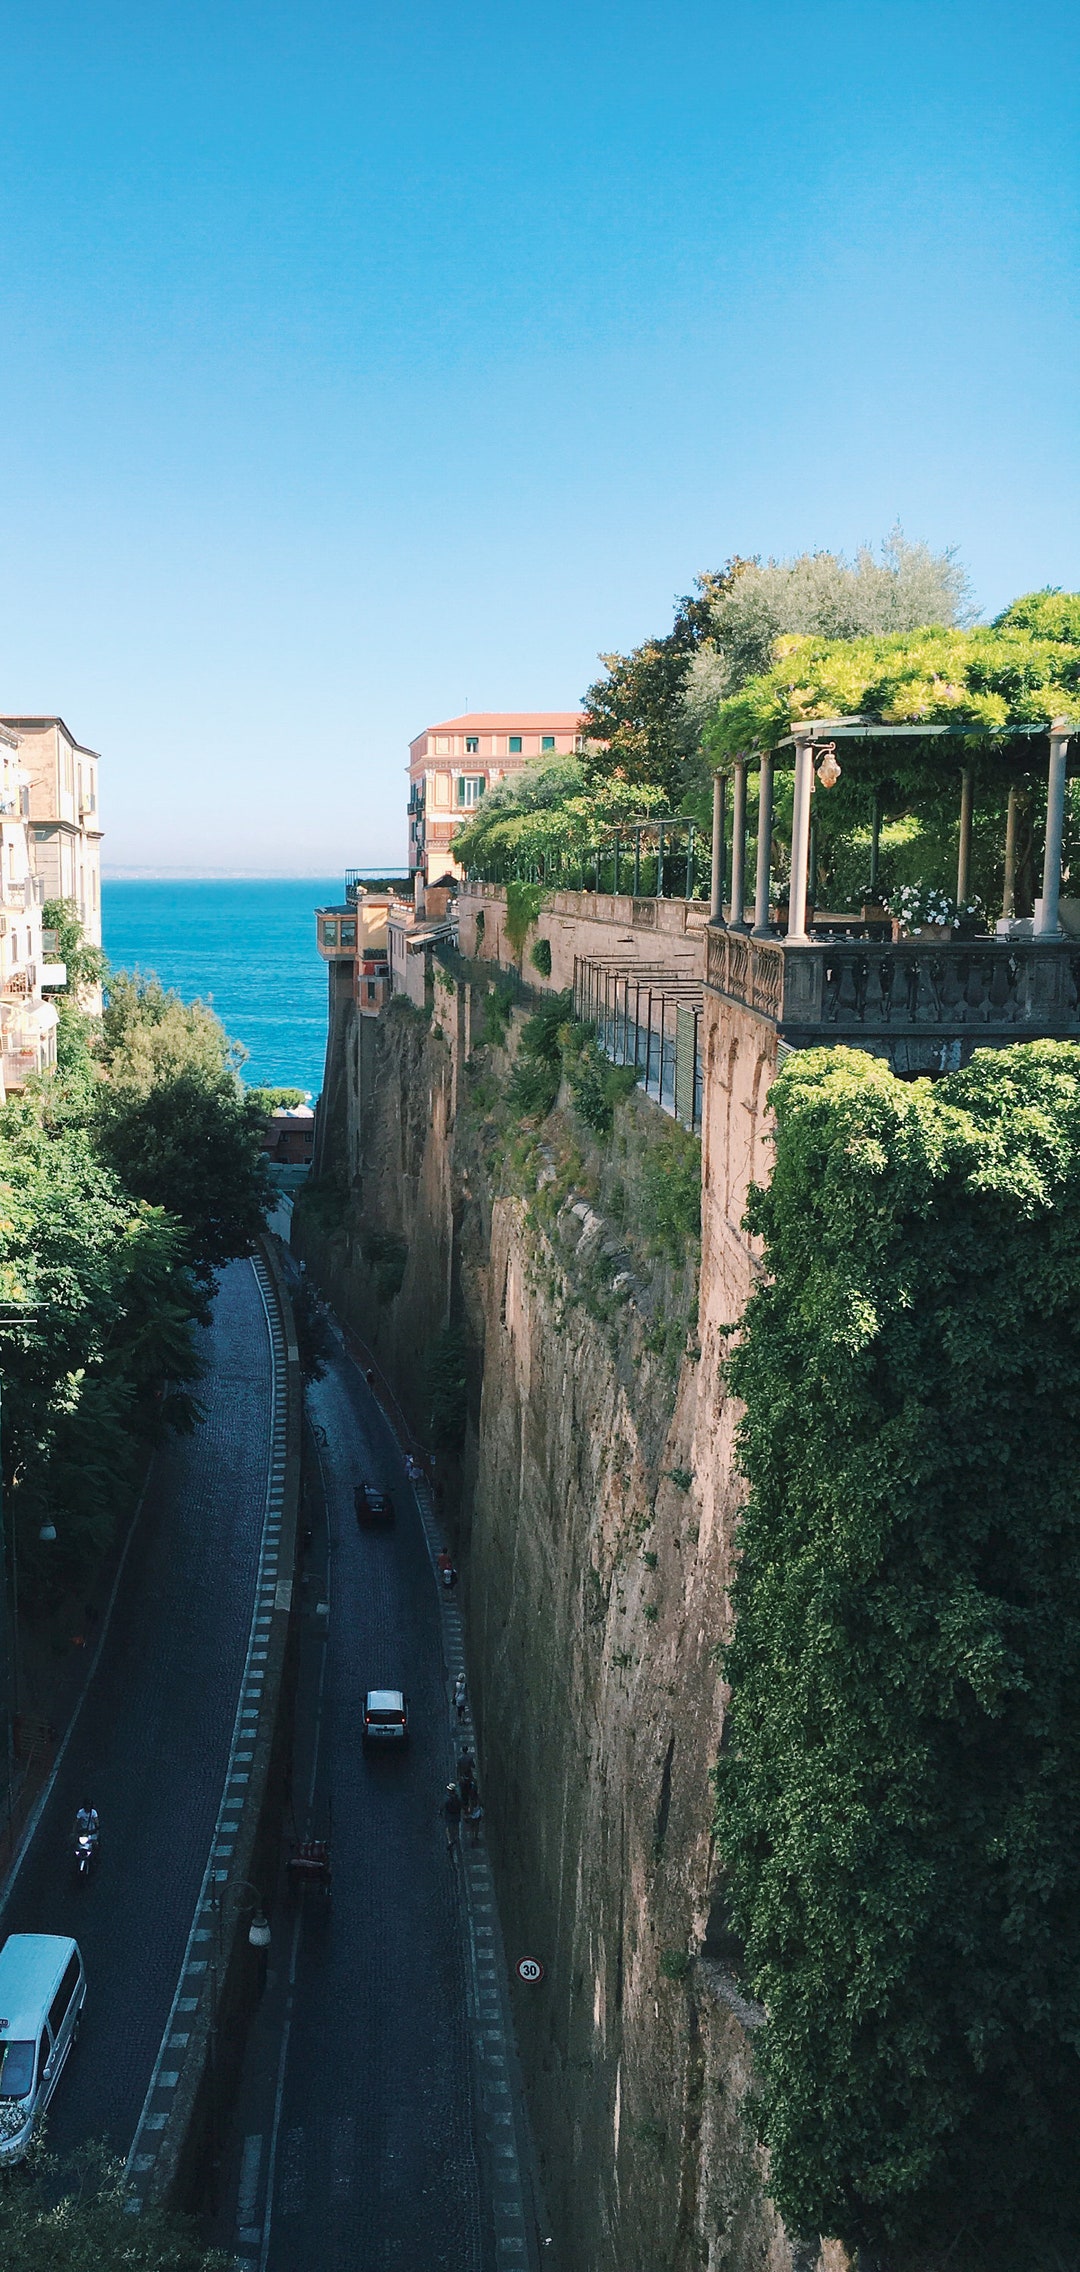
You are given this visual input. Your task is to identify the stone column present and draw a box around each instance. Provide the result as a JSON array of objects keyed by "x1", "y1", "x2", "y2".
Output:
[
  {"x1": 1002, "y1": 784, "x2": 1018, "y2": 918},
  {"x1": 752, "y1": 752, "x2": 775, "y2": 937},
  {"x1": 709, "y1": 774, "x2": 726, "y2": 923},
  {"x1": 728, "y1": 758, "x2": 749, "y2": 932},
  {"x1": 786, "y1": 735, "x2": 814, "y2": 942},
  {"x1": 956, "y1": 767, "x2": 974, "y2": 905},
  {"x1": 1036, "y1": 720, "x2": 1071, "y2": 937}
]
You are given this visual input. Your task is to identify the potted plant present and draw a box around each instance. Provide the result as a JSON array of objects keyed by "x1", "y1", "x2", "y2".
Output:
[{"x1": 885, "y1": 883, "x2": 958, "y2": 940}]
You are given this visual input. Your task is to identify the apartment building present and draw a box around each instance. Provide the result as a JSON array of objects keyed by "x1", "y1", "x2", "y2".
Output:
[
  {"x1": 0, "y1": 715, "x2": 103, "y2": 953},
  {"x1": 0, "y1": 723, "x2": 59, "y2": 1097},
  {"x1": 408, "y1": 712, "x2": 583, "y2": 893}
]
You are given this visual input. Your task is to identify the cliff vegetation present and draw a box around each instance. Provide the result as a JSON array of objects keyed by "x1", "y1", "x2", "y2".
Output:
[{"x1": 718, "y1": 1041, "x2": 1080, "y2": 2269}]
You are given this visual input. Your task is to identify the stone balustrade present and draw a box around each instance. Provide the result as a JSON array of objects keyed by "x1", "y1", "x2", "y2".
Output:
[{"x1": 706, "y1": 925, "x2": 1080, "y2": 1049}]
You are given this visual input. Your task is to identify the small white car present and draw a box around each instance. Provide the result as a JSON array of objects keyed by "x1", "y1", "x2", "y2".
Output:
[
  {"x1": 362, "y1": 1689, "x2": 409, "y2": 1748},
  {"x1": 0, "y1": 1933, "x2": 86, "y2": 2164}
]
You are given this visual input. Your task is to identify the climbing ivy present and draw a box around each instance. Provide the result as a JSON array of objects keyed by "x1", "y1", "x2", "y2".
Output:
[{"x1": 716, "y1": 1043, "x2": 1080, "y2": 2265}]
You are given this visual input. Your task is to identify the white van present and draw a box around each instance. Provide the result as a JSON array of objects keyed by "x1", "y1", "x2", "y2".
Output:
[{"x1": 0, "y1": 1933, "x2": 86, "y2": 2163}]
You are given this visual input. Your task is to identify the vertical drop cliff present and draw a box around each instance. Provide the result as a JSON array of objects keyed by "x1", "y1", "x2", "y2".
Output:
[{"x1": 295, "y1": 969, "x2": 836, "y2": 2272}]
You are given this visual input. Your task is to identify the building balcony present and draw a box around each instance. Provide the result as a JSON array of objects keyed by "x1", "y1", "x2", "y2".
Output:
[{"x1": 705, "y1": 923, "x2": 1080, "y2": 1070}]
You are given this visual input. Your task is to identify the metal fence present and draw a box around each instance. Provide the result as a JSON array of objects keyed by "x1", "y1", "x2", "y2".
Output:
[
  {"x1": 573, "y1": 956, "x2": 703, "y2": 1133},
  {"x1": 470, "y1": 815, "x2": 708, "y2": 901}
]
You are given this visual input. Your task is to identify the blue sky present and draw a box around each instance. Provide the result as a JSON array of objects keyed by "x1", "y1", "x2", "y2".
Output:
[{"x1": 1, "y1": 0, "x2": 1076, "y2": 873}]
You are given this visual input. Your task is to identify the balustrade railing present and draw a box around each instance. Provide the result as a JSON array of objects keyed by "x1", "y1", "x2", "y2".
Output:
[{"x1": 706, "y1": 927, "x2": 1080, "y2": 1038}]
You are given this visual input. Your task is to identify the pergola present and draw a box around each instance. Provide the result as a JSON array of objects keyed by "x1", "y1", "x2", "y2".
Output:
[{"x1": 708, "y1": 717, "x2": 1075, "y2": 942}]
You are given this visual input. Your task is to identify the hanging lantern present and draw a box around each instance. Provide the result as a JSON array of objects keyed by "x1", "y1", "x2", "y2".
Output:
[{"x1": 816, "y1": 747, "x2": 842, "y2": 789}]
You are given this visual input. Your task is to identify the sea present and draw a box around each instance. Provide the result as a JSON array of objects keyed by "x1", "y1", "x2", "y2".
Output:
[{"x1": 102, "y1": 878, "x2": 345, "y2": 1100}]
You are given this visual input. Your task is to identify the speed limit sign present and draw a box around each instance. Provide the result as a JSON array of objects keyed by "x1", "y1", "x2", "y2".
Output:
[{"x1": 516, "y1": 1956, "x2": 544, "y2": 1984}]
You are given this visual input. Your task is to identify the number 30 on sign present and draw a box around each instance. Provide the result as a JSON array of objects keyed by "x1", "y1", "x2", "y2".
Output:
[{"x1": 516, "y1": 1957, "x2": 544, "y2": 1984}]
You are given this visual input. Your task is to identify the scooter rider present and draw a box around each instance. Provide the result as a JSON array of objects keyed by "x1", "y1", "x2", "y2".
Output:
[{"x1": 74, "y1": 1804, "x2": 99, "y2": 1845}]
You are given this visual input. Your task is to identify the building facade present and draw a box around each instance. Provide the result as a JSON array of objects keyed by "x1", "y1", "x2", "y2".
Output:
[
  {"x1": 0, "y1": 715, "x2": 103, "y2": 954},
  {"x1": 0, "y1": 723, "x2": 59, "y2": 1096},
  {"x1": 407, "y1": 712, "x2": 583, "y2": 893}
]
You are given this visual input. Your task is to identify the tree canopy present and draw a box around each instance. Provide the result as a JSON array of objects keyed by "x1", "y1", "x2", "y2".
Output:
[
  {"x1": 95, "y1": 974, "x2": 269, "y2": 1280},
  {"x1": 0, "y1": 934, "x2": 269, "y2": 1602},
  {"x1": 717, "y1": 1042, "x2": 1080, "y2": 2266},
  {"x1": 0, "y1": 2142, "x2": 226, "y2": 2269},
  {"x1": 452, "y1": 757, "x2": 665, "y2": 882},
  {"x1": 706, "y1": 601, "x2": 1080, "y2": 761}
]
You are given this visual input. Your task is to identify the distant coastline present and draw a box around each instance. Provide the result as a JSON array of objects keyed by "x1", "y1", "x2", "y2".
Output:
[{"x1": 102, "y1": 865, "x2": 409, "y2": 882}]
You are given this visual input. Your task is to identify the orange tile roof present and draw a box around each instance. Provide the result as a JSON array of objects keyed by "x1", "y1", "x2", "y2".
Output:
[{"x1": 416, "y1": 712, "x2": 583, "y2": 735}]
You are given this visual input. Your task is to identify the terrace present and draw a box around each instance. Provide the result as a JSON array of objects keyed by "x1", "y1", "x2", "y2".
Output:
[{"x1": 704, "y1": 717, "x2": 1080, "y2": 1072}]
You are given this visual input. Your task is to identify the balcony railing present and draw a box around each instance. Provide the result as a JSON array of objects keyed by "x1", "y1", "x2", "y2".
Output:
[{"x1": 706, "y1": 926, "x2": 1080, "y2": 1043}]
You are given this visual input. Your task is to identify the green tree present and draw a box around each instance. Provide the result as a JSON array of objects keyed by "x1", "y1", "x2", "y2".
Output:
[
  {"x1": 580, "y1": 563, "x2": 750, "y2": 805},
  {"x1": 0, "y1": 1097, "x2": 204, "y2": 1587},
  {"x1": 95, "y1": 975, "x2": 269, "y2": 1280},
  {"x1": 0, "y1": 2142, "x2": 227, "y2": 2269},
  {"x1": 717, "y1": 1043, "x2": 1080, "y2": 2265}
]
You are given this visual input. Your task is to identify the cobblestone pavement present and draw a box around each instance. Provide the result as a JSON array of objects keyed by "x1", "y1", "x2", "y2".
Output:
[
  {"x1": 213, "y1": 1334, "x2": 489, "y2": 2272},
  {"x1": 0, "y1": 1259, "x2": 272, "y2": 2161}
]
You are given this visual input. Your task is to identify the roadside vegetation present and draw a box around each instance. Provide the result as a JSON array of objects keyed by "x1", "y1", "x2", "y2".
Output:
[
  {"x1": 3, "y1": 908, "x2": 268, "y2": 1607},
  {"x1": 0, "y1": 2141, "x2": 226, "y2": 2269},
  {"x1": 716, "y1": 1042, "x2": 1080, "y2": 2267}
]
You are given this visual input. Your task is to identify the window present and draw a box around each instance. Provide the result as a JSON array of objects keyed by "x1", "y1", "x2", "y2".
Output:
[
  {"x1": 340, "y1": 920, "x2": 356, "y2": 946},
  {"x1": 542, "y1": 735, "x2": 555, "y2": 750},
  {"x1": 435, "y1": 735, "x2": 450, "y2": 753},
  {"x1": 49, "y1": 1956, "x2": 81, "y2": 2043},
  {"x1": 433, "y1": 772, "x2": 451, "y2": 807},
  {"x1": 0, "y1": 2040, "x2": 35, "y2": 2099},
  {"x1": 456, "y1": 776, "x2": 485, "y2": 808},
  {"x1": 508, "y1": 736, "x2": 522, "y2": 754},
  {"x1": 465, "y1": 735, "x2": 479, "y2": 754},
  {"x1": 322, "y1": 920, "x2": 338, "y2": 946}
]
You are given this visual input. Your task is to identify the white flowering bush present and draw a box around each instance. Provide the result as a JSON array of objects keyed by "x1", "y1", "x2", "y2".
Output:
[{"x1": 886, "y1": 882, "x2": 957, "y2": 929}]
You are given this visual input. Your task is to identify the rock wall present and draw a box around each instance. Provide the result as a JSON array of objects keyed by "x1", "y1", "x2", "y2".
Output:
[{"x1": 296, "y1": 970, "x2": 839, "y2": 2272}]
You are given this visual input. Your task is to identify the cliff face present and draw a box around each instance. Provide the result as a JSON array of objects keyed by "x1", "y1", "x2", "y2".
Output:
[{"x1": 296, "y1": 975, "x2": 830, "y2": 2272}]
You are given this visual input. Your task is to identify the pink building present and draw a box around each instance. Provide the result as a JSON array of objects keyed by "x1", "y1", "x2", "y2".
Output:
[{"x1": 408, "y1": 712, "x2": 583, "y2": 891}]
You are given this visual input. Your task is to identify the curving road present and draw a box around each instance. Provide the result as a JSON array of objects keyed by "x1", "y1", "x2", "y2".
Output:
[{"x1": 0, "y1": 1257, "x2": 273, "y2": 2161}]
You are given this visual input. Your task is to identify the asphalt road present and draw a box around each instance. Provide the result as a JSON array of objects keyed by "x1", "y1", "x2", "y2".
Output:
[
  {"x1": 214, "y1": 1330, "x2": 486, "y2": 2272},
  {"x1": 0, "y1": 1257, "x2": 272, "y2": 2162}
]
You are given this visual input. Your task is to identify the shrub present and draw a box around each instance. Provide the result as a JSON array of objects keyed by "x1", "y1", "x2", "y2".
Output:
[
  {"x1": 426, "y1": 1325, "x2": 468, "y2": 1450},
  {"x1": 530, "y1": 935, "x2": 553, "y2": 978},
  {"x1": 659, "y1": 1948, "x2": 691, "y2": 1981},
  {"x1": 360, "y1": 1226, "x2": 408, "y2": 1303},
  {"x1": 640, "y1": 1127, "x2": 702, "y2": 1259},
  {"x1": 504, "y1": 880, "x2": 543, "y2": 956},
  {"x1": 562, "y1": 1022, "x2": 637, "y2": 1136},
  {"x1": 717, "y1": 1042, "x2": 1080, "y2": 2264},
  {"x1": 506, "y1": 992, "x2": 571, "y2": 1121},
  {"x1": 480, "y1": 982, "x2": 515, "y2": 1048}
]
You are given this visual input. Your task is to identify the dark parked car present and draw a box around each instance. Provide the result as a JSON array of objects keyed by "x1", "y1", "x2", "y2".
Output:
[{"x1": 355, "y1": 1482, "x2": 395, "y2": 1525}]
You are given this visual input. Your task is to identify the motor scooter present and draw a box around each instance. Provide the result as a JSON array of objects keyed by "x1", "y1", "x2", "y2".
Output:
[{"x1": 73, "y1": 1829, "x2": 98, "y2": 1881}]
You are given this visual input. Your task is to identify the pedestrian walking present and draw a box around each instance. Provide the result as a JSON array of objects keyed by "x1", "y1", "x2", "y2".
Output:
[
  {"x1": 464, "y1": 1796, "x2": 484, "y2": 1846},
  {"x1": 443, "y1": 1782, "x2": 462, "y2": 1855},
  {"x1": 453, "y1": 1673, "x2": 468, "y2": 1724},
  {"x1": 458, "y1": 1770, "x2": 479, "y2": 1814},
  {"x1": 456, "y1": 1746, "x2": 476, "y2": 1785}
]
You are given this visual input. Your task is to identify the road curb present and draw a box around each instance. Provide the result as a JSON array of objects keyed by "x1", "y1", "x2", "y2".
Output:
[{"x1": 125, "y1": 1237, "x2": 303, "y2": 2212}]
